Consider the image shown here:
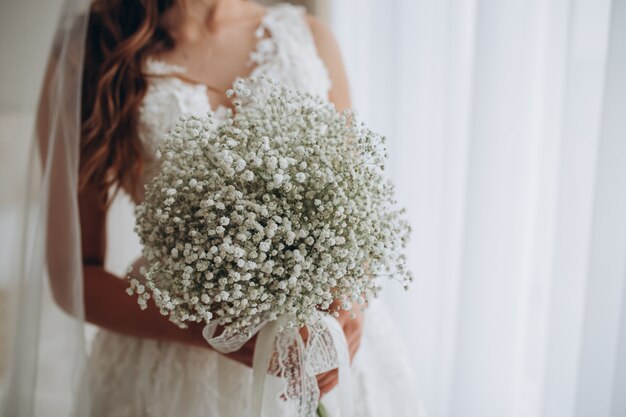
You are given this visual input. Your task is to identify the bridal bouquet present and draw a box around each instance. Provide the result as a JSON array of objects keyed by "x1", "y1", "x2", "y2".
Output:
[{"x1": 127, "y1": 76, "x2": 411, "y2": 416}]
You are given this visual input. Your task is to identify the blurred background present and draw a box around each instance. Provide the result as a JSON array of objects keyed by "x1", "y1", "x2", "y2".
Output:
[{"x1": 1, "y1": 0, "x2": 626, "y2": 417}]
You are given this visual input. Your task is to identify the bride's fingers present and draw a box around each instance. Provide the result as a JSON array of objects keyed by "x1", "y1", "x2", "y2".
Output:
[
  {"x1": 317, "y1": 369, "x2": 339, "y2": 396},
  {"x1": 349, "y1": 340, "x2": 361, "y2": 362},
  {"x1": 342, "y1": 319, "x2": 363, "y2": 362}
]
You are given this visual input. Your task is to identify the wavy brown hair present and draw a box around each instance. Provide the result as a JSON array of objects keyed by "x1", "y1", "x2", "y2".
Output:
[{"x1": 80, "y1": 0, "x2": 177, "y2": 204}]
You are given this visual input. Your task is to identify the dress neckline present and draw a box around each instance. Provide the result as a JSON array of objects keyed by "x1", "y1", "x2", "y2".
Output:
[{"x1": 144, "y1": 5, "x2": 280, "y2": 95}]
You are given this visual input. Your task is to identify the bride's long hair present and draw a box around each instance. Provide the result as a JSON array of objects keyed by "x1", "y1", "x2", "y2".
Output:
[{"x1": 80, "y1": 0, "x2": 176, "y2": 203}]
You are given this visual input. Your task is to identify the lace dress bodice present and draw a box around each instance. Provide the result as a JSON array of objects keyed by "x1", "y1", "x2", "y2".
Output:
[{"x1": 130, "y1": 3, "x2": 330, "y2": 202}]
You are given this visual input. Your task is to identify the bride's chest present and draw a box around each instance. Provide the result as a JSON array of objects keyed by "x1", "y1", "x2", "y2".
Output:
[{"x1": 137, "y1": 23, "x2": 331, "y2": 154}]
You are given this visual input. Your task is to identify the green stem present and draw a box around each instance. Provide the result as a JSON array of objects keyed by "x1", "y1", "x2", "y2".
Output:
[{"x1": 317, "y1": 402, "x2": 330, "y2": 417}]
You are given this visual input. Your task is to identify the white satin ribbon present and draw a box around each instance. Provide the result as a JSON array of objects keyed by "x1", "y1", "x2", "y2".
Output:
[{"x1": 203, "y1": 311, "x2": 353, "y2": 417}]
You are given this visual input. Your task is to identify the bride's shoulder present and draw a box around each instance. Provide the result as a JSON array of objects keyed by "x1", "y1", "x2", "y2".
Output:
[
  {"x1": 303, "y1": 13, "x2": 351, "y2": 110},
  {"x1": 303, "y1": 13, "x2": 340, "y2": 60}
]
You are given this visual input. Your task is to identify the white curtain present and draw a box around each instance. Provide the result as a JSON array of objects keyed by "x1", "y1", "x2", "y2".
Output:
[{"x1": 330, "y1": 1, "x2": 626, "y2": 416}]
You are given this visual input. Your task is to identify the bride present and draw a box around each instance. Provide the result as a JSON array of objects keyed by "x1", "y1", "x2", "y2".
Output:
[{"x1": 7, "y1": 0, "x2": 423, "y2": 416}]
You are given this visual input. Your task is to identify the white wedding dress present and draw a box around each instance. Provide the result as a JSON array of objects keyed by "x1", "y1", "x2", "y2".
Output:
[{"x1": 86, "y1": 4, "x2": 423, "y2": 417}]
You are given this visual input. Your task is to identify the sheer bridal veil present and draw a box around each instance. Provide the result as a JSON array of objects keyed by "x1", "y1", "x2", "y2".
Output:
[{"x1": 2, "y1": 0, "x2": 94, "y2": 415}]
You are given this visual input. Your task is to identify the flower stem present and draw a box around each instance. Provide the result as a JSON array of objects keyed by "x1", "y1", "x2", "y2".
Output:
[{"x1": 317, "y1": 402, "x2": 330, "y2": 417}]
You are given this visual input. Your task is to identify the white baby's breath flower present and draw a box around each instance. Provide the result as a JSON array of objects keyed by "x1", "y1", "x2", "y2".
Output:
[
  {"x1": 259, "y1": 240, "x2": 271, "y2": 253},
  {"x1": 234, "y1": 159, "x2": 246, "y2": 172}
]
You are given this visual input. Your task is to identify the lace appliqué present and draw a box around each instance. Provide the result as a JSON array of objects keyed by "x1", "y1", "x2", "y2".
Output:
[{"x1": 249, "y1": 4, "x2": 331, "y2": 98}]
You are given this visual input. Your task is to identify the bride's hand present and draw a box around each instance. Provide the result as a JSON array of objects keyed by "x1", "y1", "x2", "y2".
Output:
[{"x1": 316, "y1": 303, "x2": 364, "y2": 396}]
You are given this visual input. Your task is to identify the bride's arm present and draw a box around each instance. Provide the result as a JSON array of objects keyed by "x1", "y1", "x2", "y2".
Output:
[
  {"x1": 77, "y1": 186, "x2": 256, "y2": 366},
  {"x1": 77, "y1": 185, "x2": 207, "y2": 347},
  {"x1": 78, "y1": 186, "x2": 258, "y2": 365}
]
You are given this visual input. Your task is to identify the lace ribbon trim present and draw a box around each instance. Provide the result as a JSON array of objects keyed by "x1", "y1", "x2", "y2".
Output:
[{"x1": 203, "y1": 312, "x2": 353, "y2": 417}]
